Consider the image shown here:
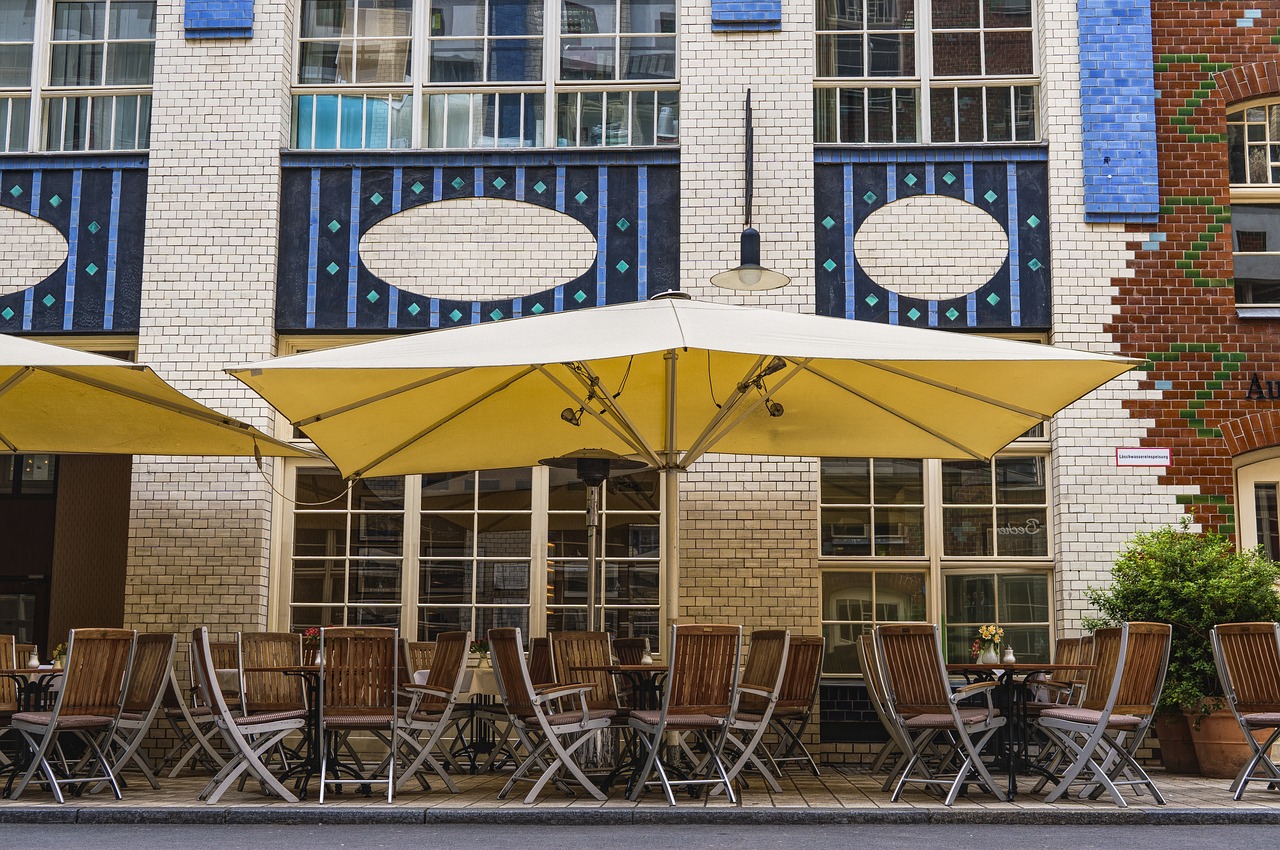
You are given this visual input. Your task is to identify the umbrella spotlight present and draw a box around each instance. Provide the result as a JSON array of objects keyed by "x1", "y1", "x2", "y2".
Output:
[
  {"x1": 765, "y1": 400, "x2": 784, "y2": 418},
  {"x1": 560, "y1": 406, "x2": 584, "y2": 426}
]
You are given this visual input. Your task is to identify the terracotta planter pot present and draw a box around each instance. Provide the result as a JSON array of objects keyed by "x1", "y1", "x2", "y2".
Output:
[
  {"x1": 1153, "y1": 711, "x2": 1200, "y2": 774},
  {"x1": 1187, "y1": 708, "x2": 1265, "y2": 779}
]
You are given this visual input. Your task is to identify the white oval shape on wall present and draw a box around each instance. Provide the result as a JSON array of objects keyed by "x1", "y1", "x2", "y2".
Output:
[
  {"x1": 0, "y1": 206, "x2": 68, "y2": 297},
  {"x1": 360, "y1": 197, "x2": 598, "y2": 302},
  {"x1": 853, "y1": 194, "x2": 1009, "y2": 301}
]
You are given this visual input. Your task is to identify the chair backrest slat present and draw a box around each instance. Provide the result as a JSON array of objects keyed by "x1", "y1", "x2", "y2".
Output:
[
  {"x1": 775, "y1": 634, "x2": 824, "y2": 710},
  {"x1": 613, "y1": 636, "x2": 649, "y2": 666},
  {"x1": 321, "y1": 627, "x2": 398, "y2": 713},
  {"x1": 528, "y1": 636, "x2": 554, "y2": 687},
  {"x1": 57, "y1": 628, "x2": 135, "y2": 716},
  {"x1": 662, "y1": 624, "x2": 740, "y2": 716},
  {"x1": 1214, "y1": 622, "x2": 1280, "y2": 713},
  {"x1": 239, "y1": 632, "x2": 305, "y2": 713},
  {"x1": 123, "y1": 633, "x2": 177, "y2": 712},
  {"x1": 0, "y1": 634, "x2": 16, "y2": 710},
  {"x1": 550, "y1": 631, "x2": 618, "y2": 710},
  {"x1": 1081, "y1": 627, "x2": 1124, "y2": 712},
  {"x1": 874, "y1": 624, "x2": 951, "y2": 713},
  {"x1": 489, "y1": 627, "x2": 536, "y2": 717},
  {"x1": 414, "y1": 630, "x2": 470, "y2": 711},
  {"x1": 1113, "y1": 622, "x2": 1172, "y2": 714},
  {"x1": 401, "y1": 640, "x2": 435, "y2": 684},
  {"x1": 736, "y1": 630, "x2": 790, "y2": 713}
]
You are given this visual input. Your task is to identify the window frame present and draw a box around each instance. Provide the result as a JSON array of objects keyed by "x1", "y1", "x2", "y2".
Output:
[{"x1": 1227, "y1": 100, "x2": 1280, "y2": 309}]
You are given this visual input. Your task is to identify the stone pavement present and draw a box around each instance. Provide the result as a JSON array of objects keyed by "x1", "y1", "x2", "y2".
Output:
[{"x1": 2, "y1": 767, "x2": 1279, "y2": 825}]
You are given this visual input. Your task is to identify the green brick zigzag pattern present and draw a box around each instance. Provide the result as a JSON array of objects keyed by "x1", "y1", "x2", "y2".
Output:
[{"x1": 1157, "y1": 196, "x2": 1233, "y2": 288}]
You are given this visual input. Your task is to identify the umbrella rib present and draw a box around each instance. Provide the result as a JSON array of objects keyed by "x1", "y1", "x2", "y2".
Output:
[
  {"x1": 679, "y1": 357, "x2": 809, "y2": 468},
  {"x1": 802, "y1": 363, "x2": 994, "y2": 460},
  {"x1": 293, "y1": 367, "x2": 471, "y2": 427},
  {"x1": 348, "y1": 366, "x2": 540, "y2": 479},
  {"x1": 537, "y1": 364, "x2": 660, "y2": 465},
  {"x1": 856, "y1": 360, "x2": 1052, "y2": 421},
  {"x1": 677, "y1": 354, "x2": 770, "y2": 466},
  {"x1": 562, "y1": 362, "x2": 664, "y2": 468}
]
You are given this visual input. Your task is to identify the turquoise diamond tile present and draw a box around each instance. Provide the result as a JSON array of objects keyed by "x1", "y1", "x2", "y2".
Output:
[
  {"x1": 822, "y1": 259, "x2": 837, "y2": 272},
  {"x1": 492, "y1": 177, "x2": 506, "y2": 190},
  {"x1": 42, "y1": 294, "x2": 55, "y2": 307},
  {"x1": 821, "y1": 216, "x2": 836, "y2": 230},
  {"x1": 411, "y1": 181, "x2": 425, "y2": 195},
  {"x1": 906, "y1": 307, "x2": 921, "y2": 321},
  {"x1": 370, "y1": 192, "x2": 383, "y2": 205},
  {"x1": 865, "y1": 293, "x2": 879, "y2": 307},
  {"x1": 862, "y1": 191, "x2": 877, "y2": 204},
  {"x1": 48, "y1": 194, "x2": 61, "y2": 207},
  {"x1": 983, "y1": 189, "x2": 998, "y2": 203},
  {"x1": 490, "y1": 309, "x2": 503, "y2": 320},
  {"x1": 575, "y1": 191, "x2": 588, "y2": 204},
  {"x1": 366, "y1": 290, "x2": 380, "y2": 303},
  {"x1": 942, "y1": 172, "x2": 957, "y2": 185},
  {"x1": 1, "y1": 307, "x2": 12, "y2": 320},
  {"x1": 449, "y1": 309, "x2": 463, "y2": 322},
  {"x1": 87, "y1": 221, "x2": 100, "y2": 234},
  {"x1": 904, "y1": 173, "x2": 918, "y2": 187},
  {"x1": 9, "y1": 185, "x2": 21, "y2": 197},
  {"x1": 451, "y1": 176, "x2": 466, "y2": 190},
  {"x1": 1026, "y1": 214, "x2": 1041, "y2": 228},
  {"x1": 531, "y1": 303, "x2": 545, "y2": 314},
  {"x1": 1028, "y1": 258, "x2": 1043, "y2": 271},
  {"x1": 945, "y1": 307, "x2": 960, "y2": 321},
  {"x1": 616, "y1": 218, "x2": 629, "y2": 231},
  {"x1": 986, "y1": 292, "x2": 1001, "y2": 305},
  {"x1": 533, "y1": 181, "x2": 547, "y2": 194},
  {"x1": 327, "y1": 220, "x2": 341, "y2": 233},
  {"x1": 326, "y1": 262, "x2": 340, "y2": 275},
  {"x1": 615, "y1": 260, "x2": 630, "y2": 273},
  {"x1": 85, "y1": 262, "x2": 98, "y2": 276},
  {"x1": 407, "y1": 302, "x2": 421, "y2": 316},
  {"x1": 573, "y1": 290, "x2": 587, "y2": 303}
]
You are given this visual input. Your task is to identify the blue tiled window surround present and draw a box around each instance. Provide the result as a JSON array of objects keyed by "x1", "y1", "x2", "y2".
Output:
[
  {"x1": 184, "y1": 0, "x2": 254, "y2": 38},
  {"x1": 711, "y1": 0, "x2": 781, "y2": 32}
]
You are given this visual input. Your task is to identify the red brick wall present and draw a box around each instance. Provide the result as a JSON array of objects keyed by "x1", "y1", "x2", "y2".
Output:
[{"x1": 1112, "y1": 3, "x2": 1280, "y2": 535}]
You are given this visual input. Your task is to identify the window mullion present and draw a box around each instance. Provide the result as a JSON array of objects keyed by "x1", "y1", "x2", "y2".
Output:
[
  {"x1": 917, "y1": 0, "x2": 930, "y2": 144},
  {"x1": 402, "y1": 473, "x2": 423, "y2": 639},
  {"x1": 31, "y1": 0, "x2": 52, "y2": 150}
]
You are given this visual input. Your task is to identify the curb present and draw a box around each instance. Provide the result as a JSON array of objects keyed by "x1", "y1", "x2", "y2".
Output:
[{"x1": 2, "y1": 806, "x2": 1280, "y2": 826}]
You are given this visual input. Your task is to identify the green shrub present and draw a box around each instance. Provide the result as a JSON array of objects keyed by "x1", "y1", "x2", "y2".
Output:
[{"x1": 1084, "y1": 520, "x2": 1280, "y2": 713}]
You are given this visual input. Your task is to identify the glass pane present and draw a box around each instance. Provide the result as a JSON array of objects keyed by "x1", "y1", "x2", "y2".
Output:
[
  {"x1": 471, "y1": 468, "x2": 531, "y2": 510},
  {"x1": 1013, "y1": 85, "x2": 1035, "y2": 140},
  {"x1": 111, "y1": 92, "x2": 137, "y2": 148},
  {"x1": 419, "y1": 560, "x2": 472, "y2": 603},
  {"x1": 313, "y1": 93, "x2": 340, "y2": 146},
  {"x1": 50, "y1": 42, "x2": 103, "y2": 86},
  {"x1": 956, "y1": 86, "x2": 984, "y2": 140},
  {"x1": 604, "y1": 561, "x2": 658, "y2": 603},
  {"x1": 555, "y1": 90, "x2": 577, "y2": 145},
  {"x1": 547, "y1": 521, "x2": 587, "y2": 558},
  {"x1": 547, "y1": 608, "x2": 588, "y2": 632},
  {"x1": 604, "y1": 607, "x2": 659, "y2": 643},
  {"x1": 933, "y1": 31, "x2": 979, "y2": 76},
  {"x1": 823, "y1": 570, "x2": 873, "y2": 621},
  {"x1": 546, "y1": 560, "x2": 586, "y2": 604},
  {"x1": 1256, "y1": 483, "x2": 1280, "y2": 560},
  {"x1": 816, "y1": 33, "x2": 862, "y2": 77},
  {"x1": 626, "y1": 0, "x2": 675, "y2": 32},
  {"x1": 821, "y1": 457, "x2": 870, "y2": 503},
  {"x1": 419, "y1": 606, "x2": 469, "y2": 639},
  {"x1": 873, "y1": 506, "x2": 924, "y2": 556},
  {"x1": 358, "y1": 0, "x2": 411, "y2": 35},
  {"x1": 348, "y1": 559, "x2": 401, "y2": 602},
  {"x1": 391, "y1": 92, "x2": 412, "y2": 146},
  {"x1": 291, "y1": 605, "x2": 344, "y2": 629},
  {"x1": 563, "y1": 0, "x2": 615, "y2": 33},
  {"x1": 431, "y1": 38, "x2": 482, "y2": 81},
  {"x1": 942, "y1": 459, "x2": 990, "y2": 503},
  {"x1": 0, "y1": 44, "x2": 32, "y2": 87},
  {"x1": 621, "y1": 36, "x2": 674, "y2": 79},
  {"x1": 984, "y1": 30, "x2": 1031, "y2": 75},
  {"x1": 895, "y1": 87, "x2": 917, "y2": 141},
  {"x1": 930, "y1": 87, "x2": 955, "y2": 142},
  {"x1": 877, "y1": 571, "x2": 928, "y2": 620},
  {"x1": 348, "y1": 606, "x2": 400, "y2": 627},
  {"x1": 994, "y1": 507, "x2": 1047, "y2": 556},
  {"x1": 817, "y1": 0, "x2": 862, "y2": 30},
  {"x1": 874, "y1": 458, "x2": 923, "y2": 503},
  {"x1": 489, "y1": 37, "x2": 541, "y2": 80},
  {"x1": 602, "y1": 515, "x2": 660, "y2": 557},
  {"x1": 932, "y1": 0, "x2": 978, "y2": 28},
  {"x1": 351, "y1": 512, "x2": 403, "y2": 555},
  {"x1": 945, "y1": 573, "x2": 995, "y2": 623},
  {"x1": 1001, "y1": 624, "x2": 1050, "y2": 663},
  {"x1": 339, "y1": 93, "x2": 364, "y2": 146},
  {"x1": 298, "y1": 41, "x2": 341, "y2": 83},
  {"x1": 560, "y1": 36, "x2": 614, "y2": 79},
  {"x1": 108, "y1": 0, "x2": 153, "y2": 37},
  {"x1": 943, "y1": 506, "x2": 993, "y2": 556},
  {"x1": 815, "y1": 87, "x2": 837, "y2": 143},
  {"x1": 477, "y1": 561, "x2": 530, "y2": 603},
  {"x1": 869, "y1": 0, "x2": 911, "y2": 28},
  {"x1": 364, "y1": 95, "x2": 390, "y2": 146},
  {"x1": 995, "y1": 456, "x2": 1044, "y2": 504},
  {"x1": 475, "y1": 605, "x2": 528, "y2": 635},
  {"x1": 354, "y1": 38, "x2": 410, "y2": 82},
  {"x1": 54, "y1": 1, "x2": 105, "y2": 40},
  {"x1": 822, "y1": 622, "x2": 868, "y2": 674},
  {"x1": 821, "y1": 506, "x2": 872, "y2": 556},
  {"x1": 603, "y1": 89, "x2": 628, "y2": 143},
  {"x1": 301, "y1": 0, "x2": 354, "y2": 38},
  {"x1": 43, "y1": 96, "x2": 64, "y2": 150},
  {"x1": 578, "y1": 89, "x2": 602, "y2": 143},
  {"x1": 470, "y1": 89, "x2": 493, "y2": 144},
  {"x1": 984, "y1": 0, "x2": 1029, "y2": 27},
  {"x1": 523, "y1": 90, "x2": 543, "y2": 145},
  {"x1": 838, "y1": 87, "x2": 864, "y2": 142},
  {"x1": 292, "y1": 560, "x2": 345, "y2": 604},
  {"x1": 631, "y1": 88, "x2": 655, "y2": 145},
  {"x1": 294, "y1": 512, "x2": 349, "y2": 557},
  {"x1": 88, "y1": 93, "x2": 112, "y2": 148},
  {"x1": 495, "y1": 90, "x2": 522, "y2": 145},
  {"x1": 492, "y1": 0, "x2": 542, "y2": 34},
  {"x1": 867, "y1": 33, "x2": 911, "y2": 76},
  {"x1": 655, "y1": 88, "x2": 677, "y2": 144},
  {"x1": 997, "y1": 573, "x2": 1048, "y2": 622},
  {"x1": 0, "y1": 0, "x2": 36, "y2": 40},
  {"x1": 867, "y1": 86, "x2": 892, "y2": 141},
  {"x1": 476, "y1": 512, "x2": 531, "y2": 553},
  {"x1": 105, "y1": 41, "x2": 151, "y2": 84},
  {"x1": 421, "y1": 472, "x2": 475, "y2": 511},
  {"x1": 8, "y1": 97, "x2": 28, "y2": 150},
  {"x1": 420, "y1": 514, "x2": 473, "y2": 556}
]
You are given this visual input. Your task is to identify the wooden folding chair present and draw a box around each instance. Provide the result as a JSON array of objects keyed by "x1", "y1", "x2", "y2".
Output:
[
  {"x1": 765, "y1": 633, "x2": 824, "y2": 775},
  {"x1": 1212, "y1": 621, "x2": 1280, "y2": 800},
  {"x1": 318, "y1": 626, "x2": 399, "y2": 803},
  {"x1": 395, "y1": 630, "x2": 471, "y2": 792},
  {"x1": 490, "y1": 626, "x2": 610, "y2": 803},
  {"x1": 10, "y1": 628, "x2": 136, "y2": 802},
  {"x1": 718, "y1": 629, "x2": 789, "y2": 794},
  {"x1": 101, "y1": 632, "x2": 177, "y2": 791},
  {"x1": 0, "y1": 634, "x2": 16, "y2": 767},
  {"x1": 628, "y1": 623, "x2": 742, "y2": 805}
]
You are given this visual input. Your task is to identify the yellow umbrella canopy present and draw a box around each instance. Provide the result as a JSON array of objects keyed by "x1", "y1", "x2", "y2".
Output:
[
  {"x1": 229, "y1": 296, "x2": 1137, "y2": 479},
  {"x1": 0, "y1": 333, "x2": 313, "y2": 457}
]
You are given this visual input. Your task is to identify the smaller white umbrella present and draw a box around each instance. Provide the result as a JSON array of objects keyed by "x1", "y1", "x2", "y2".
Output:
[{"x1": 0, "y1": 333, "x2": 313, "y2": 458}]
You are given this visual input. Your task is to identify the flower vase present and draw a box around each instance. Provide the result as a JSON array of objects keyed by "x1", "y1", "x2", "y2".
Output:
[
  {"x1": 476, "y1": 654, "x2": 491, "y2": 670},
  {"x1": 977, "y1": 645, "x2": 999, "y2": 665},
  {"x1": 52, "y1": 658, "x2": 63, "y2": 670}
]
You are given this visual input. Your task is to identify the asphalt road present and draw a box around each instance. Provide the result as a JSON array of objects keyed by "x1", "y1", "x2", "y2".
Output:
[{"x1": 0, "y1": 824, "x2": 1269, "y2": 850}]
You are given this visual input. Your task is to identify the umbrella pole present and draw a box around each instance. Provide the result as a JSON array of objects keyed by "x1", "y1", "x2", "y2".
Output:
[
  {"x1": 586, "y1": 480, "x2": 602, "y2": 632},
  {"x1": 662, "y1": 468, "x2": 679, "y2": 630}
]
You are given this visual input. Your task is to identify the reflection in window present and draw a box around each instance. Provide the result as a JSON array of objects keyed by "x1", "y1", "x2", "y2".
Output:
[
  {"x1": 941, "y1": 455, "x2": 1047, "y2": 557},
  {"x1": 1232, "y1": 205, "x2": 1280, "y2": 305},
  {"x1": 821, "y1": 570, "x2": 926, "y2": 674},
  {"x1": 1255, "y1": 483, "x2": 1280, "y2": 561},
  {"x1": 944, "y1": 571, "x2": 1049, "y2": 662},
  {"x1": 820, "y1": 458, "x2": 925, "y2": 557},
  {"x1": 1227, "y1": 103, "x2": 1280, "y2": 186}
]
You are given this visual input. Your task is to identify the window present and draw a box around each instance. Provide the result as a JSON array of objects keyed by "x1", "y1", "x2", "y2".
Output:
[
  {"x1": 819, "y1": 446, "x2": 1051, "y2": 674},
  {"x1": 291, "y1": 0, "x2": 678, "y2": 150},
  {"x1": 281, "y1": 463, "x2": 663, "y2": 644},
  {"x1": 1228, "y1": 104, "x2": 1280, "y2": 306},
  {"x1": 1228, "y1": 102, "x2": 1280, "y2": 186},
  {"x1": 0, "y1": 0, "x2": 154, "y2": 151},
  {"x1": 815, "y1": 0, "x2": 1038, "y2": 144}
]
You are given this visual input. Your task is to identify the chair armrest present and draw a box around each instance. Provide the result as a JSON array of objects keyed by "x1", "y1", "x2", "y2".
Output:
[
  {"x1": 738, "y1": 685, "x2": 776, "y2": 700},
  {"x1": 404, "y1": 683, "x2": 454, "y2": 701},
  {"x1": 532, "y1": 682, "x2": 593, "y2": 703},
  {"x1": 952, "y1": 680, "x2": 998, "y2": 710}
]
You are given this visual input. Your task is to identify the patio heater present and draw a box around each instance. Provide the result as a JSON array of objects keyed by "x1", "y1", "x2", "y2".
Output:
[{"x1": 540, "y1": 449, "x2": 648, "y2": 633}]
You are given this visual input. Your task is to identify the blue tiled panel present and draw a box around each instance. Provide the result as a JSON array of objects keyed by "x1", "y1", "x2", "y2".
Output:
[
  {"x1": 1078, "y1": 0, "x2": 1158, "y2": 223},
  {"x1": 710, "y1": 0, "x2": 781, "y2": 31},
  {"x1": 184, "y1": 0, "x2": 254, "y2": 39}
]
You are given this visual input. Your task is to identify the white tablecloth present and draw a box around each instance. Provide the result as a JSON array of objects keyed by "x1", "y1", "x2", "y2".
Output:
[{"x1": 412, "y1": 666, "x2": 499, "y2": 696}]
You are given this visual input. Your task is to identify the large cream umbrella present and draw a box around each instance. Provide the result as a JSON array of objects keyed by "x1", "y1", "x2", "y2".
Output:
[
  {"x1": 229, "y1": 295, "x2": 1137, "y2": 623},
  {"x1": 0, "y1": 333, "x2": 313, "y2": 457}
]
